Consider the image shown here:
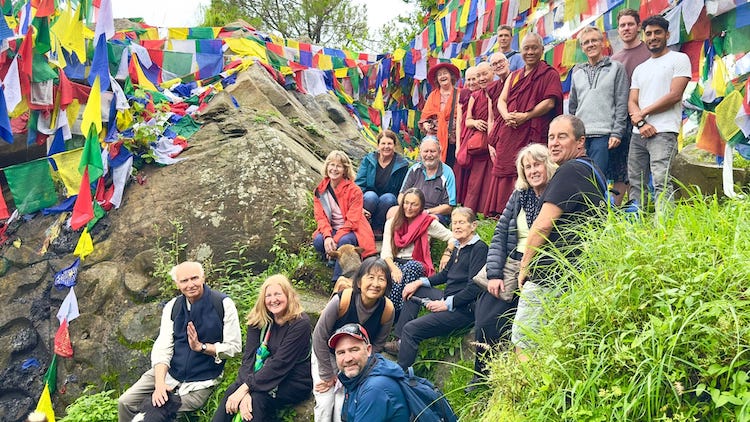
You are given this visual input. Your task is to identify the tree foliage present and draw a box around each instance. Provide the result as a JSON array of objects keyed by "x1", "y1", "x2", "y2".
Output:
[
  {"x1": 202, "y1": 0, "x2": 369, "y2": 49},
  {"x1": 374, "y1": 0, "x2": 437, "y2": 52}
]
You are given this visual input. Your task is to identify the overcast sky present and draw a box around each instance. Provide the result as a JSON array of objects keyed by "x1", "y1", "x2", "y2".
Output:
[{"x1": 112, "y1": 0, "x2": 416, "y2": 40}]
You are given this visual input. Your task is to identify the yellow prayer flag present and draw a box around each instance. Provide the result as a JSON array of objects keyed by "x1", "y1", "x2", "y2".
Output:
[
  {"x1": 287, "y1": 39, "x2": 300, "y2": 49},
  {"x1": 712, "y1": 56, "x2": 728, "y2": 98},
  {"x1": 450, "y1": 58, "x2": 467, "y2": 71},
  {"x1": 373, "y1": 86, "x2": 385, "y2": 113},
  {"x1": 393, "y1": 49, "x2": 406, "y2": 62},
  {"x1": 459, "y1": 0, "x2": 471, "y2": 27},
  {"x1": 562, "y1": 39, "x2": 578, "y2": 69},
  {"x1": 334, "y1": 68, "x2": 349, "y2": 78},
  {"x1": 435, "y1": 17, "x2": 445, "y2": 46},
  {"x1": 50, "y1": 148, "x2": 84, "y2": 196},
  {"x1": 81, "y1": 76, "x2": 102, "y2": 135},
  {"x1": 160, "y1": 78, "x2": 183, "y2": 89},
  {"x1": 66, "y1": 99, "x2": 81, "y2": 130},
  {"x1": 317, "y1": 55, "x2": 333, "y2": 71},
  {"x1": 224, "y1": 39, "x2": 268, "y2": 62},
  {"x1": 518, "y1": 0, "x2": 531, "y2": 13},
  {"x1": 168, "y1": 28, "x2": 189, "y2": 40},
  {"x1": 74, "y1": 227, "x2": 94, "y2": 260},
  {"x1": 408, "y1": 109, "x2": 416, "y2": 128},
  {"x1": 715, "y1": 90, "x2": 743, "y2": 142},
  {"x1": 36, "y1": 385, "x2": 56, "y2": 422},
  {"x1": 51, "y1": 6, "x2": 86, "y2": 61},
  {"x1": 4, "y1": 16, "x2": 15, "y2": 30},
  {"x1": 132, "y1": 55, "x2": 158, "y2": 92},
  {"x1": 10, "y1": 99, "x2": 28, "y2": 119},
  {"x1": 141, "y1": 27, "x2": 159, "y2": 40}
]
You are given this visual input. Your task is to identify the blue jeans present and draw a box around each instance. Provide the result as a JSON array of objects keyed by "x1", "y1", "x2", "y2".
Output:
[
  {"x1": 585, "y1": 136, "x2": 609, "y2": 176},
  {"x1": 628, "y1": 132, "x2": 678, "y2": 207},
  {"x1": 313, "y1": 231, "x2": 359, "y2": 281},
  {"x1": 362, "y1": 191, "x2": 397, "y2": 232}
]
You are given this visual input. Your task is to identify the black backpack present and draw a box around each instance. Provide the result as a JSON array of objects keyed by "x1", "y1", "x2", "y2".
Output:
[{"x1": 391, "y1": 367, "x2": 458, "y2": 422}]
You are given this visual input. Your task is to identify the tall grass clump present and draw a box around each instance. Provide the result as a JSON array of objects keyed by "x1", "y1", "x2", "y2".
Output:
[{"x1": 479, "y1": 195, "x2": 750, "y2": 421}]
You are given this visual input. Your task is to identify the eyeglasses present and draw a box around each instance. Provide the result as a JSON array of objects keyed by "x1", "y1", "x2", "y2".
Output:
[
  {"x1": 580, "y1": 38, "x2": 603, "y2": 47},
  {"x1": 490, "y1": 61, "x2": 507, "y2": 67}
]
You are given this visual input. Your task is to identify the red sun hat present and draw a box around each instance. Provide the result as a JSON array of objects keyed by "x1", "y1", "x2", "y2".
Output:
[{"x1": 427, "y1": 62, "x2": 460, "y2": 88}]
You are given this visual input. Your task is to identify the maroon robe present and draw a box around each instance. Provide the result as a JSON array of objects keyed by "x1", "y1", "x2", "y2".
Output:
[
  {"x1": 485, "y1": 61, "x2": 562, "y2": 215},
  {"x1": 455, "y1": 87, "x2": 474, "y2": 204},
  {"x1": 459, "y1": 89, "x2": 493, "y2": 215}
]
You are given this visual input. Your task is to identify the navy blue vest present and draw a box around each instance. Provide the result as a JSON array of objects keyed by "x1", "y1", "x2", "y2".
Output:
[{"x1": 169, "y1": 286, "x2": 226, "y2": 382}]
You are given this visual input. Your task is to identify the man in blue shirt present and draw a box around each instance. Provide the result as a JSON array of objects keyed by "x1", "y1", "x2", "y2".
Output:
[{"x1": 330, "y1": 323, "x2": 409, "y2": 422}]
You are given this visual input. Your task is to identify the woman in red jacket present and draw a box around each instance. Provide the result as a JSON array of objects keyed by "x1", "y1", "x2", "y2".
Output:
[{"x1": 313, "y1": 150, "x2": 377, "y2": 281}]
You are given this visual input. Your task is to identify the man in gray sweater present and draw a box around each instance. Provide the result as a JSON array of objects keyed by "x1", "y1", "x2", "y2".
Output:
[{"x1": 568, "y1": 26, "x2": 629, "y2": 177}]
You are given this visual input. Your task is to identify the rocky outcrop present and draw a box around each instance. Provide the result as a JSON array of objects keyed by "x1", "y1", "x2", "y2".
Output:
[
  {"x1": 671, "y1": 144, "x2": 750, "y2": 198},
  {"x1": 0, "y1": 63, "x2": 372, "y2": 420}
]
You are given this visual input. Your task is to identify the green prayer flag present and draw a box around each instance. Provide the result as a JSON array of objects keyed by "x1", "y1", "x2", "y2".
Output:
[
  {"x1": 348, "y1": 67, "x2": 359, "y2": 97},
  {"x1": 79, "y1": 126, "x2": 104, "y2": 181},
  {"x1": 43, "y1": 355, "x2": 58, "y2": 396},
  {"x1": 171, "y1": 115, "x2": 202, "y2": 139},
  {"x1": 428, "y1": 22, "x2": 436, "y2": 47},
  {"x1": 189, "y1": 27, "x2": 215, "y2": 40},
  {"x1": 3, "y1": 158, "x2": 58, "y2": 214},
  {"x1": 162, "y1": 50, "x2": 194, "y2": 79},
  {"x1": 32, "y1": 17, "x2": 51, "y2": 54},
  {"x1": 32, "y1": 53, "x2": 59, "y2": 82},
  {"x1": 86, "y1": 201, "x2": 106, "y2": 231},
  {"x1": 123, "y1": 76, "x2": 134, "y2": 96}
]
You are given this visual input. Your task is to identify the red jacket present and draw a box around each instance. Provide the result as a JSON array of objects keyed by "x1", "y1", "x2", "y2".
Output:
[{"x1": 313, "y1": 178, "x2": 377, "y2": 257}]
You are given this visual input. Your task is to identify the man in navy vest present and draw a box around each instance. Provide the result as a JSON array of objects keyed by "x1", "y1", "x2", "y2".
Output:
[{"x1": 118, "y1": 261, "x2": 242, "y2": 421}]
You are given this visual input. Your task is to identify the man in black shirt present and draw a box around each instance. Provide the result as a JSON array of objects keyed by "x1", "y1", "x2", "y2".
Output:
[{"x1": 512, "y1": 115, "x2": 606, "y2": 359}]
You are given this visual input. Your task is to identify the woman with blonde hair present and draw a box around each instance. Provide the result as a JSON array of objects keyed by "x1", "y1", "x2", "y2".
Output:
[
  {"x1": 212, "y1": 275, "x2": 312, "y2": 422},
  {"x1": 467, "y1": 143, "x2": 557, "y2": 389},
  {"x1": 313, "y1": 150, "x2": 377, "y2": 282}
]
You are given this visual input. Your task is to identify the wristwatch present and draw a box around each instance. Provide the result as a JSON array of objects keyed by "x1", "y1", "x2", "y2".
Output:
[
  {"x1": 636, "y1": 120, "x2": 647, "y2": 129},
  {"x1": 201, "y1": 343, "x2": 207, "y2": 352}
]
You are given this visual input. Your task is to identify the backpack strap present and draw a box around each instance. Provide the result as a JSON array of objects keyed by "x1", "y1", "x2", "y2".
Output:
[
  {"x1": 574, "y1": 158, "x2": 612, "y2": 206},
  {"x1": 381, "y1": 298, "x2": 394, "y2": 326},
  {"x1": 337, "y1": 288, "x2": 353, "y2": 319}
]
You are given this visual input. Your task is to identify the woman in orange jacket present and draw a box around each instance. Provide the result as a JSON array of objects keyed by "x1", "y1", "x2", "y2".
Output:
[{"x1": 313, "y1": 150, "x2": 377, "y2": 281}]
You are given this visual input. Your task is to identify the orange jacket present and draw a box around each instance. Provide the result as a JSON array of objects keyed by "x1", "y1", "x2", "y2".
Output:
[
  {"x1": 313, "y1": 178, "x2": 377, "y2": 257},
  {"x1": 420, "y1": 88, "x2": 456, "y2": 162}
]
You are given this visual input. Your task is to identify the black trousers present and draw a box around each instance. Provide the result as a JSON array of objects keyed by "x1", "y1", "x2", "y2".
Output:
[
  {"x1": 473, "y1": 291, "x2": 518, "y2": 375},
  {"x1": 212, "y1": 380, "x2": 309, "y2": 422},
  {"x1": 395, "y1": 286, "x2": 474, "y2": 370}
]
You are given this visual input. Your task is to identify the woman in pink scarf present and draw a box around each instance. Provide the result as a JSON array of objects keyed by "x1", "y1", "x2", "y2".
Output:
[{"x1": 380, "y1": 188, "x2": 452, "y2": 312}]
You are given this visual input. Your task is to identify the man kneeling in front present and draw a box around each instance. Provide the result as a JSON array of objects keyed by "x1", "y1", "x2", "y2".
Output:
[{"x1": 329, "y1": 323, "x2": 409, "y2": 421}]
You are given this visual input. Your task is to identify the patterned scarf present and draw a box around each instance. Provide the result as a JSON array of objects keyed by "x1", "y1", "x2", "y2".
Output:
[{"x1": 520, "y1": 188, "x2": 542, "y2": 228}]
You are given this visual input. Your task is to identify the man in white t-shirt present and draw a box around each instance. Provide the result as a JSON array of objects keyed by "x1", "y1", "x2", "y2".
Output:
[{"x1": 628, "y1": 14, "x2": 691, "y2": 210}]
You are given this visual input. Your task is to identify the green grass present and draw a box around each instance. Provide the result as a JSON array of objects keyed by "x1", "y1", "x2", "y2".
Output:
[{"x1": 475, "y1": 195, "x2": 750, "y2": 421}]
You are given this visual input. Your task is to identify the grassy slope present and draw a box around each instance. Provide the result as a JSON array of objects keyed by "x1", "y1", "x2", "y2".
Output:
[{"x1": 476, "y1": 196, "x2": 750, "y2": 421}]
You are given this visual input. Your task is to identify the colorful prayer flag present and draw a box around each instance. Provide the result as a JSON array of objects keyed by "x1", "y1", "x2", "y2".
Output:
[
  {"x1": 70, "y1": 166, "x2": 93, "y2": 230},
  {"x1": 54, "y1": 258, "x2": 80, "y2": 291},
  {"x1": 73, "y1": 227, "x2": 94, "y2": 259},
  {"x1": 57, "y1": 286, "x2": 80, "y2": 323},
  {"x1": 54, "y1": 319, "x2": 74, "y2": 358},
  {"x1": 35, "y1": 384, "x2": 56, "y2": 422},
  {"x1": 43, "y1": 355, "x2": 57, "y2": 396}
]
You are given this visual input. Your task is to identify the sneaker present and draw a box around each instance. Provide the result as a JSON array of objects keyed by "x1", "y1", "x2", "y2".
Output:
[{"x1": 384, "y1": 340, "x2": 400, "y2": 356}]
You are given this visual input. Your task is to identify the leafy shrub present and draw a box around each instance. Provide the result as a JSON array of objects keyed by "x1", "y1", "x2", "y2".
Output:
[
  {"x1": 59, "y1": 389, "x2": 118, "y2": 422},
  {"x1": 478, "y1": 196, "x2": 750, "y2": 421}
]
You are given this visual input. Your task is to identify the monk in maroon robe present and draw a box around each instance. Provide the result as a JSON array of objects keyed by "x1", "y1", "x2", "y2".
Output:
[
  {"x1": 454, "y1": 66, "x2": 478, "y2": 204},
  {"x1": 485, "y1": 33, "x2": 562, "y2": 216},
  {"x1": 458, "y1": 63, "x2": 494, "y2": 214}
]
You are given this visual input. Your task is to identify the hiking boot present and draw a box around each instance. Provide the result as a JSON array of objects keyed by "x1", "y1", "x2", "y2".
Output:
[{"x1": 384, "y1": 340, "x2": 400, "y2": 356}]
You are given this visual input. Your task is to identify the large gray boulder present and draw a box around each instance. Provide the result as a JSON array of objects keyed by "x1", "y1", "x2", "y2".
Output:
[{"x1": 0, "y1": 64, "x2": 372, "y2": 420}]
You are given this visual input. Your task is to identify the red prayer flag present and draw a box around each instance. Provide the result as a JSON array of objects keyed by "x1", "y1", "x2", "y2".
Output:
[
  {"x1": 54, "y1": 319, "x2": 74, "y2": 358},
  {"x1": 71, "y1": 167, "x2": 94, "y2": 230},
  {"x1": 0, "y1": 187, "x2": 9, "y2": 219},
  {"x1": 696, "y1": 112, "x2": 725, "y2": 157},
  {"x1": 31, "y1": 0, "x2": 54, "y2": 16},
  {"x1": 17, "y1": 31, "x2": 33, "y2": 97},
  {"x1": 58, "y1": 68, "x2": 73, "y2": 109}
]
